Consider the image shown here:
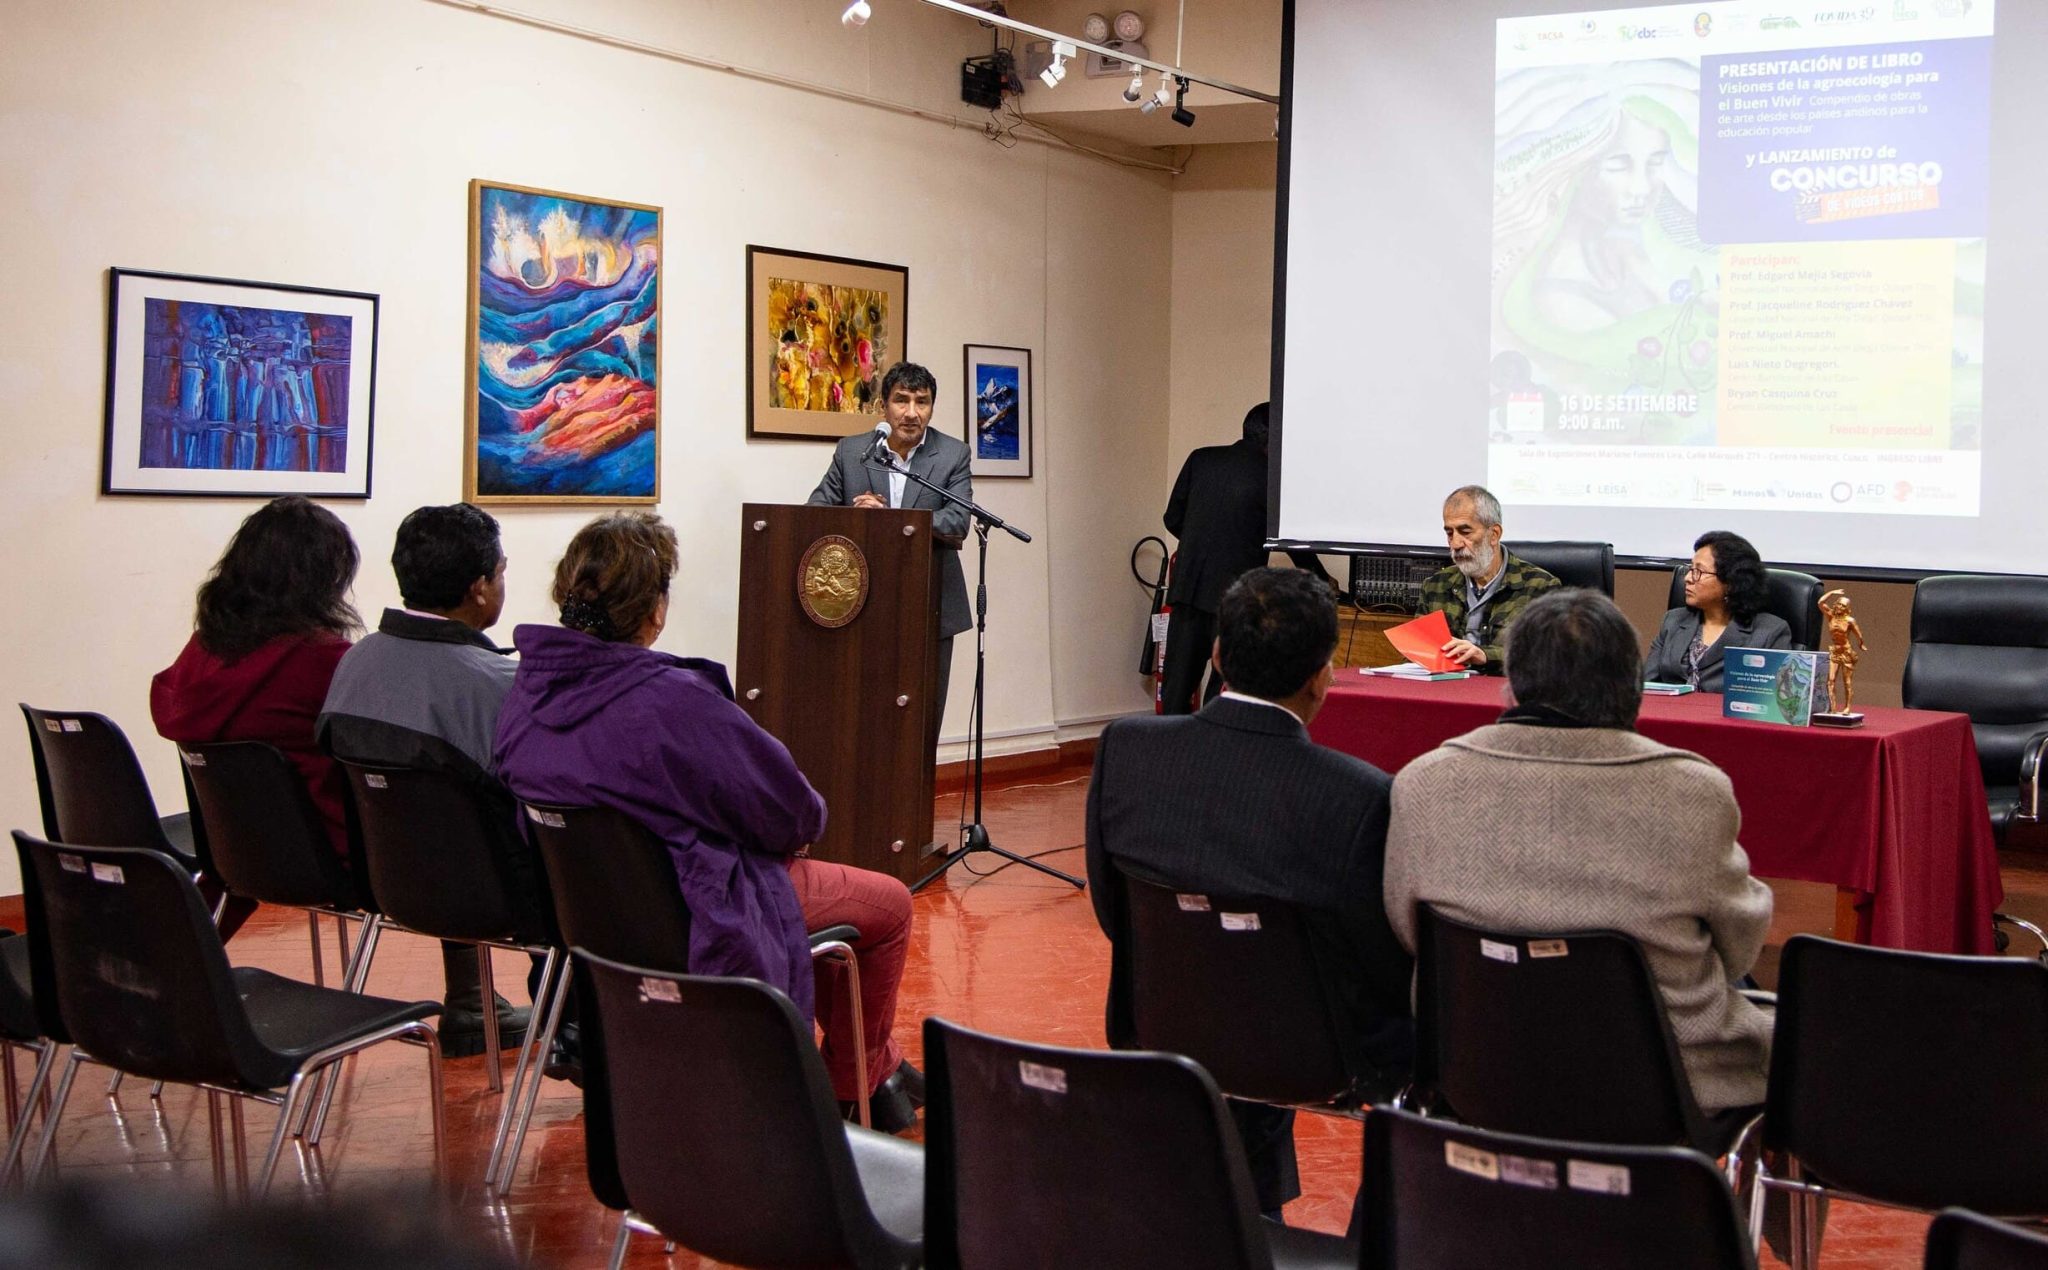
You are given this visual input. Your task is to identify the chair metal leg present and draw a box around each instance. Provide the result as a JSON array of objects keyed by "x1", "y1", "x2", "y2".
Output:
[
  {"x1": 3, "y1": 1043, "x2": 19, "y2": 1134},
  {"x1": 0, "y1": 1042, "x2": 59, "y2": 1185},
  {"x1": 148, "y1": 1081, "x2": 164, "y2": 1100},
  {"x1": 308, "y1": 911, "x2": 325, "y2": 988},
  {"x1": 104, "y1": 1070, "x2": 122, "y2": 1097},
  {"x1": 206, "y1": 1091, "x2": 226, "y2": 1196},
  {"x1": 303, "y1": 914, "x2": 386, "y2": 1146},
  {"x1": 488, "y1": 948, "x2": 567, "y2": 1195},
  {"x1": 229, "y1": 1092, "x2": 250, "y2": 1200},
  {"x1": 478, "y1": 944, "x2": 502, "y2": 1093},
  {"x1": 420, "y1": 1026, "x2": 446, "y2": 1186},
  {"x1": 256, "y1": 1075, "x2": 308, "y2": 1199},
  {"x1": 812, "y1": 940, "x2": 868, "y2": 1129},
  {"x1": 1786, "y1": 1157, "x2": 1817, "y2": 1270},
  {"x1": 23, "y1": 1048, "x2": 81, "y2": 1184},
  {"x1": 607, "y1": 1216, "x2": 633, "y2": 1270}
]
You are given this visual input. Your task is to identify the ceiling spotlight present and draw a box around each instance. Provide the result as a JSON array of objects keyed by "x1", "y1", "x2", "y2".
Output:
[
  {"x1": 1139, "y1": 70, "x2": 1174, "y2": 113},
  {"x1": 841, "y1": 0, "x2": 871, "y2": 27},
  {"x1": 1114, "y1": 9, "x2": 1145, "y2": 41},
  {"x1": 1082, "y1": 11, "x2": 1111, "y2": 42},
  {"x1": 1039, "y1": 39, "x2": 1075, "y2": 88},
  {"x1": 1171, "y1": 75, "x2": 1195, "y2": 127},
  {"x1": 1122, "y1": 68, "x2": 1146, "y2": 102}
]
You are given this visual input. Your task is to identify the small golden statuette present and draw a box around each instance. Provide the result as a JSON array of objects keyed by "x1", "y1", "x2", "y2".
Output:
[
  {"x1": 797, "y1": 535, "x2": 869, "y2": 629},
  {"x1": 1813, "y1": 588, "x2": 1868, "y2": 727}
]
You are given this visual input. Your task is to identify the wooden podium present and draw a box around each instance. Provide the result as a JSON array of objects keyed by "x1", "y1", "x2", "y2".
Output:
[{"x1": 733, "y1": 503, "x2": 939, "y2": 886}]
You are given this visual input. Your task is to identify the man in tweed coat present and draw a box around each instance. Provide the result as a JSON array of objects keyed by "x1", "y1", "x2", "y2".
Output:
[
  {"x1": 1419, "y1": 485, "x2": 1560, "y2": 674},
  {"x1": 1384, "y1": 588, "x2": 1774, "y2": 1114},
  {"x1": 1087, "y1": 566, "x2": 1412, "y2": 1220}
]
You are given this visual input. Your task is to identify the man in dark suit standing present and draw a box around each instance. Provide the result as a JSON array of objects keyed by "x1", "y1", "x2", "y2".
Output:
[
  {"x1": 807, "y1": 361, "x2": 972, "y2": 733},
  {"x1": 1160, "y1": 402, "x2": 1335, "y2": 713},
  {"x1": 1086, "y1": 566, "x2": 1413, "y2": 1221}
]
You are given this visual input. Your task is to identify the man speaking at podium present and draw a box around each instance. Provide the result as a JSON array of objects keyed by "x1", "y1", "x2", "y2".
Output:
[{"x1": 807, "y1": 361, "x2": 973, "y2": 730}]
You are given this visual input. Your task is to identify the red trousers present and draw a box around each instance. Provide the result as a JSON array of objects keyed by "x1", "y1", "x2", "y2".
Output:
[{"x1": 787, "y1": 857, "x2": 912, "y2": 1100}]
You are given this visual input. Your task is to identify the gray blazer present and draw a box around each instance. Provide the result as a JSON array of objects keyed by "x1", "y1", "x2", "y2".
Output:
[
  {"x1": 807, "y1": 427, "x2": 973, "y2": 638},
  {"x1": 1644, "y1": 608, "x2": 1795, "y2": 693}
]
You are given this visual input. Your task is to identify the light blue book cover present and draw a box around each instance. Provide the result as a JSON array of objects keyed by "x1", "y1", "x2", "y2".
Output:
[{"x1": 1721, "y1": 648, "x2": 1831, "y2": 727}]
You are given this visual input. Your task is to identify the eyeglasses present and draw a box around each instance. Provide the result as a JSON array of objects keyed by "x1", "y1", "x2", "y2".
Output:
[{"x1": 1684, "y1": 564, "x2": 1718, "y2": 580}]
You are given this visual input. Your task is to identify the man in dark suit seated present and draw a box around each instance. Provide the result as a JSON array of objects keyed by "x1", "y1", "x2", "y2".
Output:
[
  {"x1": 1085, "y1": 566, "x2": 1413, "y2": 1221},
  {"x1": 1159, "y1": 402, "x2": 1337, "y2": 713}
]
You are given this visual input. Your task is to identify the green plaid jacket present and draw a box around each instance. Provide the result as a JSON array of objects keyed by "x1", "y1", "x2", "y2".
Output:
[{"x1": 1418, "y1": 550, "x2": 1561, "y2": 674}]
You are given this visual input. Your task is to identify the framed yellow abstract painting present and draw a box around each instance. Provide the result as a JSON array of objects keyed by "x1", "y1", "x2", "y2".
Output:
[{"x1": 746, "y1": 245, "x2": 909, "y2": 441}]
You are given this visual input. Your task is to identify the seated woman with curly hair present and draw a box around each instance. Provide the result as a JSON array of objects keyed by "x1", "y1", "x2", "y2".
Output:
[
  {"x1": 1643, "y1": 530, "x2": 1794, "y2": 692},
  {"x1": 493, "y1": 512, "x2": 921, "y2": 1132}
]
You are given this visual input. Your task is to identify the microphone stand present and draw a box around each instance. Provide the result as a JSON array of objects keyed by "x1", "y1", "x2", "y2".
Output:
[{"x1": 864, "y1": 449, "x2": 1085, "y2": 892}]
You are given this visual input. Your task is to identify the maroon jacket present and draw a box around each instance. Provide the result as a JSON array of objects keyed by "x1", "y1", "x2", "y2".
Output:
[{"x1": 151, "y1": 632, "x2": 352, "y2": 858}]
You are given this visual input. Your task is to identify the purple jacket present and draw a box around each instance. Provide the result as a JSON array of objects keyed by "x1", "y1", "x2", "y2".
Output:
[{"x1": 493, "y1": 624, "x2": 826, "y2": 1021}]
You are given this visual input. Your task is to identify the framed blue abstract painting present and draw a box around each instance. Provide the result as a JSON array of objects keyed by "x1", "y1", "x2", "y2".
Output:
[
  {"x1": 102, "y1": 268, "x2": 379, "y2": 498},
  {"x1": 962, "y1": 343, "x2": 1032, "y2": 478},
  {"x1": 466, "y1": 180, "x2": 662, "y2": 504}
]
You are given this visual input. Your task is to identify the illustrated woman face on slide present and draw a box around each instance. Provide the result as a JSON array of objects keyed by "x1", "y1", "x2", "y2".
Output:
[{"x1": 1578, "y1": 112, "x2": 1670, "y2": 229}]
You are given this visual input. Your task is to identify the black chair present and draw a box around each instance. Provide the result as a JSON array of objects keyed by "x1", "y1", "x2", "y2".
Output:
[
  {"x1": 179, "y1": 742, "x2": 375, "y2": 993},
  {"x1": 10, "y1": 834, "x2": 442, "y2": 1195},
  {"x1": 0, "y1": 933, "x2": 58, "y2": 1185},
  {"x1": 1664, "y1": 565, "x2": 1825, "y2": 651},
  {"x1": 340, "y1": 762, "x2": 564, "y2": 1196},
  {"x1": 1505, "y1": 540, "x2": 1615, "y2": 596},
  {"x1": 924, "y1": 1016, "x2": 1353, "y2": 1270},
  {"x1": 578, "y1": 950, "x2": 921, "y2": 1270},
  {"x1": 1408, "y1": 905, "x2": 1747, "y2": 1161},
  {"x1": 1361, "y1": 1108, "x2": 1755, "y2": 1270},
  {"x1": 523, "y1": 800, "x2": 866, "y2": 1101},
  {"x1": 19, "y1": 706, "x2": 198, "y2": 871},
  {"x1": 1902, "y1": 574, "x2": 2048, "y2": 844},
  {"x1": 1120, "y1": 872, "x2": 1370, "y2": 1111},
  {"x1": 1751, "y1": 935, "x2": 2048, "y2": 1270},
  {"x1": 1925, "y1": 1208, "x2": 2048, "y2": 1269}
]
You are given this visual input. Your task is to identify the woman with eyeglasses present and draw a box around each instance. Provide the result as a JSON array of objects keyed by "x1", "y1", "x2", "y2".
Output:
[{"x1": 1643, "y1": 530, "x2": 1793, "y2": 691}]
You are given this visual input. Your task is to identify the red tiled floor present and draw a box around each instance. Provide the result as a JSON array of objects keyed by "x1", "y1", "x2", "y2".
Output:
[{"x1": 14, "y1": 763, "x2": 2046, "y2": 1268}]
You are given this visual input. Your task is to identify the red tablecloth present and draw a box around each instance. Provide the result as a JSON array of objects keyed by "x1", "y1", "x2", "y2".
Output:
[{"x1": 1310, "y1": 675, "x2": 2004, "y2": 954}]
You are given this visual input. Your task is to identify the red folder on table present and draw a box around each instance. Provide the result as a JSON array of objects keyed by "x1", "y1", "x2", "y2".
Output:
[{"x1": 1383, "y1": 610, "x2": 1463, "y2": 673}]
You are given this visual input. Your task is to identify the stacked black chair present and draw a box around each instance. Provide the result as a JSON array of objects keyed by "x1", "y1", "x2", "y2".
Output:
[
  {"x1": 924, "y1": 1016, "x2": 1353, "y2": 1269},
  {"x1": 1504, "y1": 540, "x2": 1615, "y2": 597},
  {"x1": 1924, "y1": 1208, "x2": 2048, "y2": 1269},
  {"x1": 19, "y1": 706, "x2": 198, "y2": 870},
  {"x1": 1361, "y1": 1108, "x2": 1755, "y2": 1269},
  {"x1": 340, "y1": 762, "x2": 564, "y2": 1195},
  {"x1": 1750, "y1": 935, "x2": 2048, "y2": 1269},
  {"x1": 1407, "y1": 905, "x2": 1751, "y2": 1164},
  {"x1": 525, "y1": 799, "x2": 870, "y2": 1257},
  {"x1": 178, "y1": 742, "x2": 375, "y2": 995},
  {"x1": 578, "y1": 950, "x2": 921, "y2": 1270},
  {"x1": 1902, "y1": 574, "x2": 2048, "y2": 844},
  {"x1": 1664, "y1": 565, "x2": 1825, "y2": 651},
  {"x1": 1120, "y1": 872, "x2": 1373, "y2": 1113},
  {"x1": 10, "y1": 834, "x2": 442, "y2": 1195},
  {"x1": 0, "y1": 932, "x2": 58, "y2": 1184}
]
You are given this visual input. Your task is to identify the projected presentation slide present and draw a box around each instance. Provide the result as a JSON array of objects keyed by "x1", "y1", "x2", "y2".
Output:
[{"x1": 1487, "y1": 1, "x2": 1991, "y2": 518}]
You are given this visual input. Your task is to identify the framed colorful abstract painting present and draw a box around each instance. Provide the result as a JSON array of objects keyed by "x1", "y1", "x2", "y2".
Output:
[
  {"x1": 962, "y1": 343, "x2": 1032, "y2": 478},
  {"x1": 466, "y1": 180, "x2": 661, "y2": 504},
  {"x1": 747, "y1": 245, "x2": 908, "y2": 441},
  {"x1": 101, "y1": 268, "x2": 378, "y2": 498}
]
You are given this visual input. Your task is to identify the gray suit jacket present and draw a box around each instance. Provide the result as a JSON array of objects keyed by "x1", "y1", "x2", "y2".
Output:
[
  {"x1": 1644, "y1": 608, "x2": 1795, "y2": 693},
  {"x1": 806, "y1": 428, "x2": 972, "y2": 638}
]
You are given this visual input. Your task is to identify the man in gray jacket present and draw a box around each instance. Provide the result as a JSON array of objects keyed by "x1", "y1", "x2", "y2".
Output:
[{"x1": 1384, "y1": 588, "x2": 1774, "y2": 1114}]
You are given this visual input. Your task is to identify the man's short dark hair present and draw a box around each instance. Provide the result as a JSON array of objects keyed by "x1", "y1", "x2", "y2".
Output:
[
  {"x1": 879, "y1": 362, "x2": 937, "y2": 401},
  {"x1": 392, "y1": 503, "x2": 502, "y2": 611},
  {"x1": 1217, "y1": 567, "x2": 1338, "y2": 701},
  {"x1": 1505, "y1": 588, "x2": 1643, "y2": 729}
]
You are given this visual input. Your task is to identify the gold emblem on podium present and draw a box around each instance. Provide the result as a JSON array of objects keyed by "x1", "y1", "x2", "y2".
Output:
[{"x1": 798, "y1": 535, "x2": 869, "y2": 629}]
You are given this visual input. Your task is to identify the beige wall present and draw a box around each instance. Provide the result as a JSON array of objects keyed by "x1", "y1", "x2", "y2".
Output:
[{"x1": 0, "y1": 0, "x2": 1172, "y2": 893}]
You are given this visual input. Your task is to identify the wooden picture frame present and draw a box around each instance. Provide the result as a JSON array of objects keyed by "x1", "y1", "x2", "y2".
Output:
[
  {"x1": 101, "y1": 267, "x2": 378, "y2": 498},
  {"x1": 962, "y1": 343, "x2": 1033, "y2": 478},
  {"x1": 466, "y1": 179, "x2": 662, "y2": 504},
  {"x1": 747, "y1": 245, "x2": 909, "y2": 441}
]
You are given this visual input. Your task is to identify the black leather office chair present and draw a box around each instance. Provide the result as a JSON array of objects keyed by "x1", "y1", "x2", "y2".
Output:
[
  {"x1": 1505, "y1": 540, "x2": 1614, "y2": 597},
  {"x1": 1925, "y1": 1208, "x2": 2048, "y2": 1269},
  {"x1": 1665, "y1": 566, "x2": 1825, "y2": 650},
  {"x1": 1902, "y1": 574, "x2": 2048, "y2": 844}
]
